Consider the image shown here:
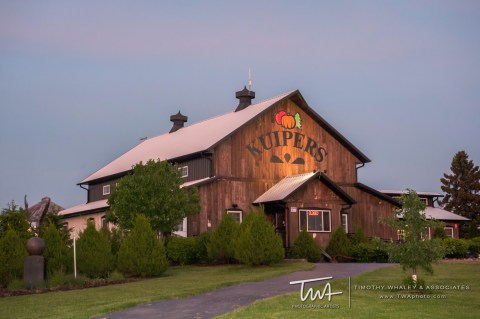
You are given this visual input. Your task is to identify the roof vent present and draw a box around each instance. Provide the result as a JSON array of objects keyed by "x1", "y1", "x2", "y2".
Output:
[
  {"x1": 235, "y1": 86, "x2": 255, "y2": 112},
  {"x1": 169, "y1": 111, "x2": 188, "y2": 133}
]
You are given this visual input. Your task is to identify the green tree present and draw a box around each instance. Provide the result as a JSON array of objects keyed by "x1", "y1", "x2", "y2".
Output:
[
  {"x1": 207, "y1": 214, "x2": 239, "y2": 264},
  {"x1": 43, "y1": 222, "x2": 71, "y2": 277},
  {"x1": 290, "y1": 229, "x2": 322, "y2": 262},
  {"x1": 117, "y1": 215, "x2": 167, "y2": 277},
  {"x1": 385, "y1": 189, "x2": 445, "y2": 282},
  {"x1": 76, "y1": 221, "x2": 113, "y2": 278},
  {"x1": 0, "y1": 201, "x2": 31, "y2": 241},
  {"x1": 107, "y1": 160, "x2": 201, "y2": 236},
  {"x1": 233, "y1": 208, "x2": 284, "y2": 266},
  {"x1": 440, "y1": 151, "x2": 480, "y2": 238},
  {"x1": 0, "y1": 229, "x2": 27, "y2": 287}
]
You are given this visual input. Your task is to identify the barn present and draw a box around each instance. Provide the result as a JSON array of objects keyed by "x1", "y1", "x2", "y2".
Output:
[{"x1": 60, "y1": 87, "x2": 403, "y2": 246}]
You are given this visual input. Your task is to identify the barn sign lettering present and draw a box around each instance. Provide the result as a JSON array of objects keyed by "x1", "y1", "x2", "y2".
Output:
[{"x1": 246, "y1": 111, "x2": 327, "y2": 164}]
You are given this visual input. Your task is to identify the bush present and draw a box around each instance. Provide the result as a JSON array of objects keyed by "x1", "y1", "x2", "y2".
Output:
[
  {"x1": 166, "y1": 236, "x2": 198, "y2": 265},
  {"x1": 43, "y1": 222, "x2": 70, "y2": 278},
  {"x1": 207, "y1": 214, "x2": 239, "y2": 263},
  {"x1": 194, "y1": 231, "x2": 212, "y2": 264},
  {"x1": 233, "y1": 208, "x2": 284, "y2": 266},
  {"x1": 442, "y1": 238, "x2": 469, "y2": 258},
  {"x1": 0, "y1": 229, "x2": 27, "y2": 287},
  {"x1": 349, "y1": 238, "x2": 388, "y2": 263},
  {"x1": 402, "y1": 276, "x2": 426, "y2": 291},
  {"x1": 47, "y1": 269, "x2": 66, "y2": 288},
  {"x1": 468, "y1": 237, "x2": 480, "y2": 257},
  {"x1": 432, "y1": 225, "x2": 447, "y2": 239},
  {"x1": 76, "y1": 222, "x2": 113, "y2": 278},
  {"x1": 117, "y1": 215, "x2": 168, "y2": 277},
  {"x1": 109, "y1": 270, "x2": 124, "y2": 281},
  {"x1": 350, "y1": 243, "x2": 375, "y2": 262},
  {"x1": 350, "y1": 227, "x2": 369, "y2": 245},
  {"x1": 326, "y1": 227, "x2": 352, "y2": 261},
  {"x1": 290, "y1": 230, "x2": 322, "y2": 262},
  {"x1": 7, "y1": 278, "x2": 27, "y2": 290}
]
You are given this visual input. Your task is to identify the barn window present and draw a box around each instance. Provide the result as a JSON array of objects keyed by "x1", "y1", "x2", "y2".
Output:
[
  {"x1": 299, "y1": 209, "x2": 331, "y2": 232},
  {"x1": 101, "y1": 216, "x2": 108, "y2": 229},
  {"x1": 227, "y1": 210, "x2": 242, "y2": 223},
  {"x1": 341, "y1": 213, "x2": 348, "y2": 234},
  {"x1": 444, "y1": 227, "x2": 454, "y2": 238},
  {"x1": 103, "y1": 185, "x2": 110, "y2": 195},
  {"x1": 178, "y1": 166, "x2": 188, "y2": 178}
]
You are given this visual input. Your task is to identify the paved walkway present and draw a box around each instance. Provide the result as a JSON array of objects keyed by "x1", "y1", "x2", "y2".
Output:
[{"x1": 100, "y1": 263, "x2": 393, "y2": 319}]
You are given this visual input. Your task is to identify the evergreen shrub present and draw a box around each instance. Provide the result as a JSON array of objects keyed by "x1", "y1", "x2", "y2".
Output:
[
  {"x1": 233, "y1": 208, "x2": 284, "y2": 266},
  {"x1": 117, "y1": 215, "x2": 167, "y2": 277},
  {"x1": 0, "y1": 229, "x2": 27, "y2": 287},
  {"x1": 194, "y1": 231, "x2": 212, "y2": 263},
  {"x1": 290, "y1": 229, "x2": 322, "y2": 262},
  {"x1": 207, "y1": 214, "x2": 238, "y2": 263},
  {"x1": 43, "y1": 222, "x2": 70, "y2": 277},
  {"x1": 326, "y1": 226, "x2": 352, "y2": 261},
  {"x1": 350, "y1": 227, "x2": 369, "y2": 245},
  {"x1": 166, "y1": 236, "x2": 198, "y2": 265},
  {"x1": 76, "y1": 222, "x2": 113, "y2": 278}
]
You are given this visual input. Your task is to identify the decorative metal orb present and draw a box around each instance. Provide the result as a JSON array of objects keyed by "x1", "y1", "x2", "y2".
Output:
[{"x1": 26, "y1": 237, "x2": 45, "y2": 256}]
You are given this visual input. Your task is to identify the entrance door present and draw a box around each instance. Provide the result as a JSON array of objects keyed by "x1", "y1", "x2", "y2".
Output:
[{"x1": 275, "y1": 212, "x2": 287, "y2": 248}]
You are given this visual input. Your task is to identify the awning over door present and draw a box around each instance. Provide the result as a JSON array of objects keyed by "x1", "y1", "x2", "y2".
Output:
[{"x1": 253, "y1": 171, "x2": 356, "y2": 205}]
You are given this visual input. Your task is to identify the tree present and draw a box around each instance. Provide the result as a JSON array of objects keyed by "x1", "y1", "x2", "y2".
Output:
[
  {"x1": 440, "y1": 151, "x2": 480, "y2": 238},
  {"x1": 107, "y1": 160, "x2": 201, "y2": 236},
  {"x1": 43, "y1": 222, "x2": 71, "y2": 277},
  {"x1": 0, "y1": 201, "x2": 31, "y2": 241},
  {"x1": 117, "y1": 215, "x2": 167, "y2": 277},
  {"x1": 385, "y1": 189, "x2": 445, "y2": 282},
  {"x1": 233, "y1": 208, "x2": 284, "y2": 266},
  {"x1": 76, "y1": 221, "x2": 113, "y2": 278}
]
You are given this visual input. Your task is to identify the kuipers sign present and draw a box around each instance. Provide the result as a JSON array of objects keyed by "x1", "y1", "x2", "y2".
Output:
[{"x1": 245, "y1": 111, "x2": 327, "y2": 164}]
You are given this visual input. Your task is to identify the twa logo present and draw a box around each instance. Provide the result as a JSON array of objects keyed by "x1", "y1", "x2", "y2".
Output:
[{"x1": 290, "y1": 277, "x2": 343, "y2": 302}]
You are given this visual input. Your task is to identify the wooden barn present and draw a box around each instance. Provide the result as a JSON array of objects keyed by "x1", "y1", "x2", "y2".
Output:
[{"x1": 60, "y1": 87, "x2": 403, "y2": 246}]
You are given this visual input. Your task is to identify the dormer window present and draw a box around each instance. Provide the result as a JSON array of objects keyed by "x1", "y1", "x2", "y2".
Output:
[{"x1": 103, "y1": 185, "x2": 111, "y2": 195}]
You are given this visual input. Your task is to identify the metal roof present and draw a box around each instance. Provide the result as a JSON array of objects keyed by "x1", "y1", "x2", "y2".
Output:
[
  {"x1": 80, "y1": 91, "x2": 294, "y2": 184},
  {"x1": 59, "y1": 199, "x2": 108, "y2": 217},
  {"x1": 380, "y1": 190, "x2": 443, "y2": 197},
  {"x1": 80, "y1": 89, "x2": 370, "y2": 184},
  {"x1": 253, "y1": 172, "x2": 317, "y2": 204},
  {"x1": 253, "y1": 172, "x2": 356, "y2": 205},
  {"x1": 424, "y1": 207, "x2": 470, "y2": 221}
]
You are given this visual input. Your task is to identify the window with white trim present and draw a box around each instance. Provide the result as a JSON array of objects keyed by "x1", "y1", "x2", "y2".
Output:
[
  {"x1": 444, "y1": 227, "x2": 454, "y2": 238},
  {"x1": 227, "y1": 210, "x2": 242, "y2": 223},
  {"x1": 419, "y1": 198, "x2": 428, "y2": 205},
  {"x1": 103, "y1": 185, "x2": 110, "y2": 195},
  {"x1": 341, "y1": 213, "x2": 348, "y2": 234},
  {"x1": 174, "y1": 217, "x2": 188, "y2": 237},
  {"x1": 179, "y1": 166, "x2": 188, "y2": 178},
  {"x1": 299, "y1": 209, "x2": 331, "y2": 232}
]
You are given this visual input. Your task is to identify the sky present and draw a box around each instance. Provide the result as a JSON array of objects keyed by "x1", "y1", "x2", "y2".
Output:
[{"x1": 1, "y1": 0, "x2": 479, "y2": 210}]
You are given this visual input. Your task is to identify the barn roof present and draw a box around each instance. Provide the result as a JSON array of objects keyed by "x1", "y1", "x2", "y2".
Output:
[
  {"x1": 80, "y1": 90, "x2": 370, "y2": 184},
  {"x1": 424, "y1": 207, "x2": 470, "y2": 221}
]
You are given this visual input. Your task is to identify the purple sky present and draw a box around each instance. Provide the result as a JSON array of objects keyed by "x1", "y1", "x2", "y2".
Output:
[{"x1": 1, "y1": 1, "x2": 479, "y2": 209}]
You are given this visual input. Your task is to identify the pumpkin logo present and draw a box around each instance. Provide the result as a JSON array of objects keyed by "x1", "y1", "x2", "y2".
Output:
[{"x1": 275, "y1": 111, "x2": 301, "y2": 129}]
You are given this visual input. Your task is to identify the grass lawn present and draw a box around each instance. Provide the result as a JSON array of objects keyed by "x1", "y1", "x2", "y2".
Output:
[
  {"x1": 0, "y1": 261, "x2": 312, "y2": 319},
  {"x1": 218, "y1": 262, "x2": 480, "y2": 319}
]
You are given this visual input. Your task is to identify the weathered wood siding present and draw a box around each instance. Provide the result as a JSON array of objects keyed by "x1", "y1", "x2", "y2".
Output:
[
  {"x1": 213, "y1": 98, "x2": 360, "y2": 182},
  {"x1": 342, "y1": 186, "x2": 398, "y2": 240},
  {"x1": 88, "y1": 178, "x2": 121, "y2": 202}
]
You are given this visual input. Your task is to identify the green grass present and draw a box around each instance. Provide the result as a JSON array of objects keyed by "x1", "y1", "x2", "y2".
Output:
[
  {"x1": 218, "y1": 263, "x2": 480, "y2": 319},
  {"x1": 0, "y1": 262, "x2": 312, "y2": 319}
]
